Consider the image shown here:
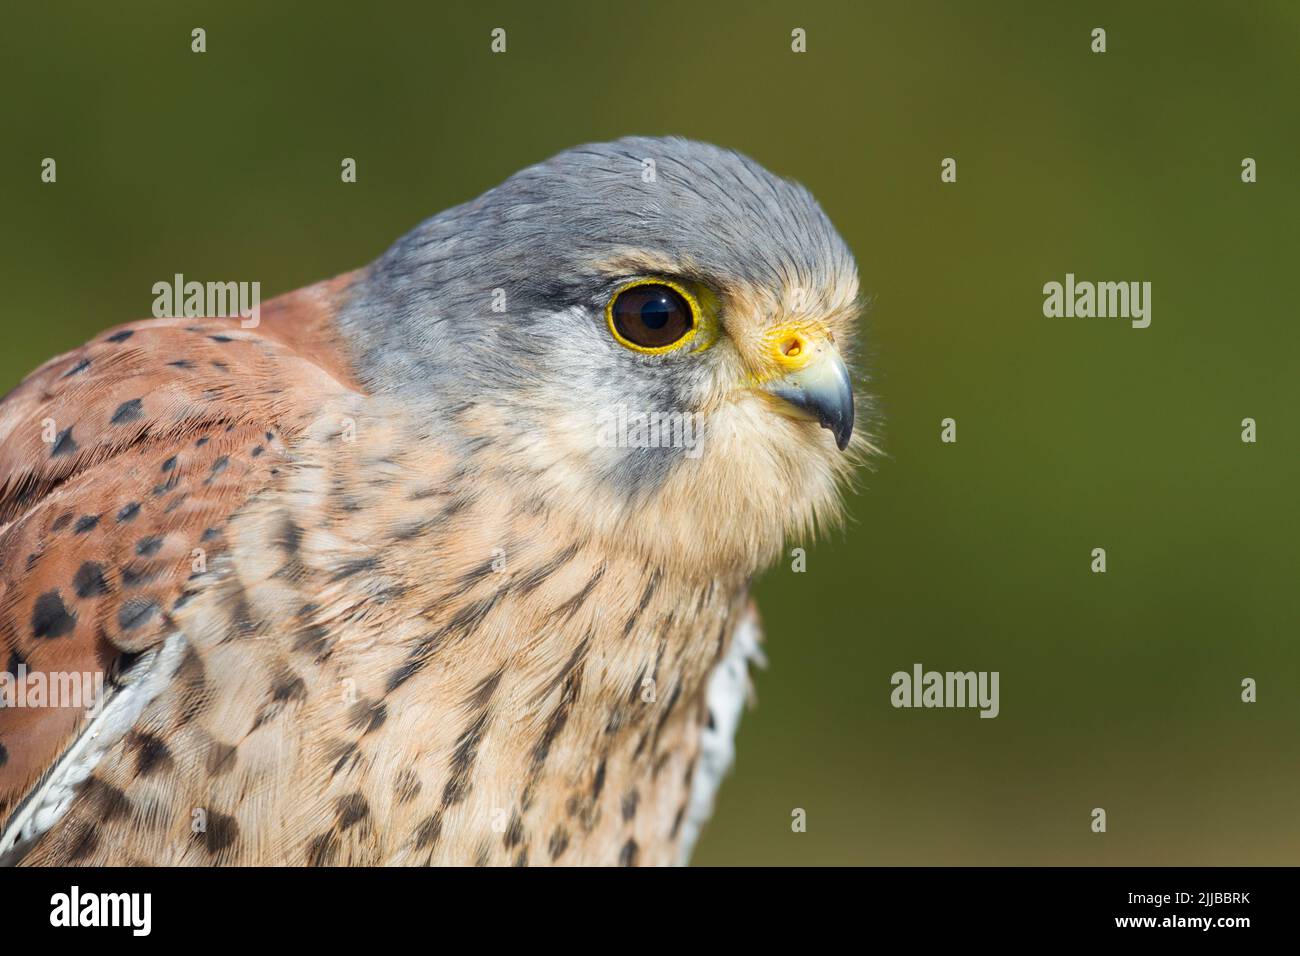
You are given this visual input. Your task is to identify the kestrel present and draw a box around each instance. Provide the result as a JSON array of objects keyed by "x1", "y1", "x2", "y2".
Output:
[{"x1": 0, "y1": 137, "x2": 863, "y2": 866}]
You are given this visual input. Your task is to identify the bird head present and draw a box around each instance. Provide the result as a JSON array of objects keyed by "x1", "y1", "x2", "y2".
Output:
[{"x1": 340, "y1": 137, "x2": 869, "y2": 577}]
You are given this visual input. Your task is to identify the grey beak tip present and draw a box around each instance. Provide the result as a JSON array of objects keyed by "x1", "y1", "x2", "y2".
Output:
[
  {"x1": 822, "y1": 405, "x2": 853, "y2": 451},
  {"x1": 833, "y1": 419, "x2": 852, "y2": 451}
]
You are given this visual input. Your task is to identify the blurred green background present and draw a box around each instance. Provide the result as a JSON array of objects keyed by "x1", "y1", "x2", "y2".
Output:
[{"x1": 2, "y1": 1, "x2": 1296, "y2": 864}]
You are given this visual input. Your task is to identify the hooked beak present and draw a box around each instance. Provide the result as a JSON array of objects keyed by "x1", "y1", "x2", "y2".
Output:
[{"x1": 758, "y1": 329, "x2": 855, "y2": 451}]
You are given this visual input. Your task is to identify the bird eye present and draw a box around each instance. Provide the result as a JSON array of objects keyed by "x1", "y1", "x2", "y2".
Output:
[{"x1": 606, "y1": 281, "x2": 698, "y2": 353}]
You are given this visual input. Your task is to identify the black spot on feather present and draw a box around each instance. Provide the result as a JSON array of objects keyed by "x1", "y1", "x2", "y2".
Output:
[
  {"x1": 73, "y1": 561, "x2": 109, "y2": 598},
  {"x1": 129, "y1": 731, "x2": 173, "y2": 777},
  {"x1": 306, "y1": 833, "x2": 339, "y2": 866},
  {"x1": 348, "y1": 699, "x2": 388, "y2": 735},
  {"x1": 110, "y1": 398, "x2": 143, "y2": 425},
  {"x1": 32, "y1": 590, "x2": 76, "y2": 638},
  {"x1": 414, "y1": 814, "x2": 442, "y2": 850},
  {"x1": 117, "y1": 598, "x2": 158, "y2": 631},
  {"x1": 201, "y1": 811, "x2": 239, "y2": 855},
  {"x1": 50, "y1": 427, "x2": 78, "y2": 458},
  {"x1": 62, "y1": 357, "x2": 91, "y2": 378},
  {"x1": 619, "y1": 839, "x2": 639, "y2": 866},
  {"x1": 204, "y1": 456, "x2": 229, "y2": 484},
  {"x1": 336, "y1": 793, "x2": 371, "y2": 830}
]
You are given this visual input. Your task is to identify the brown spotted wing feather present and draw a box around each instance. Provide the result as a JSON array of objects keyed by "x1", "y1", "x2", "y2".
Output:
[{"x1": 0, "y1": 278, "x2": 359, "y2": 827}]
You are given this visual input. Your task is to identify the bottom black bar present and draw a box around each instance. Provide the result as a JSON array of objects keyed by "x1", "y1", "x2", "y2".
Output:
[{"x1": 0, "y1": 866, "x2": 1283, "y2": 941}]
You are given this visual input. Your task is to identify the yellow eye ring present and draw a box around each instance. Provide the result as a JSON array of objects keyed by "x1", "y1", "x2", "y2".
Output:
[{"x1": 605, "y1": 278, "x2": 701, "y2": 355}]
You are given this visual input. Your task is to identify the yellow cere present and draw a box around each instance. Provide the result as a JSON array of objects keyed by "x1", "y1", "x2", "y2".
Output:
[{"x1": 764, "y1": 321, "x2": 826, "y2": 371}]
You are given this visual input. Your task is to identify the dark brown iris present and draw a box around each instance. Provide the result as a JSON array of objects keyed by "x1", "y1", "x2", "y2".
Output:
[{"x1": 610, "y1": 284, "x2": 694, "y2": 350}]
